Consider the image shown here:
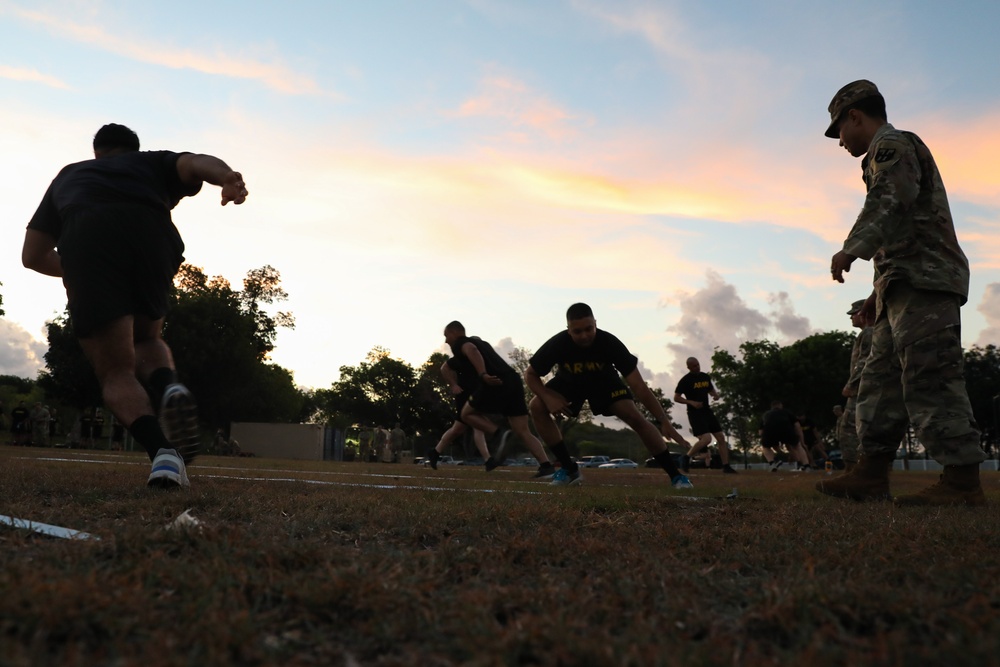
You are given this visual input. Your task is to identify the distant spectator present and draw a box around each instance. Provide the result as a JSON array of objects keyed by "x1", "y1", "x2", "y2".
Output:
[
  {"x1": 30, "y1": 402, "x2": 50, "y2": 447},
  {"x1": 11, "y1": 401, "x2": 30, "y2": 445},
  {"x1": 389, "y1": 423, "x2": 406, "y2": 463}
]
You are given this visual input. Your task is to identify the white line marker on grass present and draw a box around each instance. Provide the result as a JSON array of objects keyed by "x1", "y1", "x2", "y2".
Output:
[{"x1": 0, "y1": 514, "x2": 101, "y2": 541}]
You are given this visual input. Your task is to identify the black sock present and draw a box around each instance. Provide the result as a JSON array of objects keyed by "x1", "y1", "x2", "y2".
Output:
[
  {"x1": 550, "y1": 442, "x2": 578, "y2": 472},
  {"x1": 148, "y1": 367, "x2": 178, "y2": 406},
  {"x1": 654, "y1": 451, "x2": 681, "y2": 477},
  {"x1": 129, "y1": 414, "x2": 172, "y2": 461}
]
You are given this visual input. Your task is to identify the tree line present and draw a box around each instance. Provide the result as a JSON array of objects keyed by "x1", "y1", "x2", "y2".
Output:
[{"x1": 5, "y1": 271, "x2": 999, "y2": 457}]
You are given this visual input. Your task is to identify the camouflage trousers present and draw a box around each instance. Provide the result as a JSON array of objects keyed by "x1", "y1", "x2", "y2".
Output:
[
  {"x1": 837, "y1": 397, "x2": 860, "y2": 463},
  {"x1": 855, "y1": 282, "x2": 983, "y2": 466}
]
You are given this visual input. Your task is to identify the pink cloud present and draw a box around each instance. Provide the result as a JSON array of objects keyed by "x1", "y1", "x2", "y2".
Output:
[
  {"x1": 454, "y1": 74, "x2": 582, "y2": 141},
  {"x1": 0, "y1": 64, "x2": 71, "y2": 90},
  {"x1": 5, "y1": 5, "x2": 324, "y2": 95}
]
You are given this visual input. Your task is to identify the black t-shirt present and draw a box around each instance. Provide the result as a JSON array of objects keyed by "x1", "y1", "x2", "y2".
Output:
[
  {"x1": 445, "y1": 355, "x2": 477, "y2": 393},
  {"x1": 28, "y1": 150, "x2": 201, "y2": 241},
  {"x1": 675, "y1": 371, "x2": 714, "y2": 410},
  {"x1": 528, "y1": 329, "x2": 638, "y2": 382},
  {"x1": 449, "y1": 336, "x2": 515, "y2": 379},
  {"x1": 800, "y1": 418, "x2": 819, "y2": 445},
  {"x1": 762, "y1": 408, "x2": 799, "y2": 434}
]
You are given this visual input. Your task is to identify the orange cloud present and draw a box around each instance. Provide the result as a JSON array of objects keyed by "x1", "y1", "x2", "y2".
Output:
[
  {"x1": 0, "y1": 64, "x2": 71, "y2": 90},
  {"x1": 4, "y1": 5, "x2": 324, "y2": 95},
  {"x1": 917, "y1": 113, "x2": 1000, "y2": 208},
  {"x1": 454, "y1": 73, "x2": 582, "y2": 141}
]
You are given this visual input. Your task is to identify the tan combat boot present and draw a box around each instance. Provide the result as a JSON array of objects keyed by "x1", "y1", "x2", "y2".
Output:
[
  {"x1": 815, "y1": 452, "x2": 894, "y2": 501},
  {"x1": 893, "y1": 464, "x2": 986, "y2": 507}
]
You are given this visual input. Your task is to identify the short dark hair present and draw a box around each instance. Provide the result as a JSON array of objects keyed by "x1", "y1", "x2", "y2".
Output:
[
  {"x1": 566, "y1": 303, "x2": 594, "y2": 321},
  {"x1": 93, "y1": 123, "x2": 140, "y2": 153},
  {"x1": 445, "y1": 321, "x2": 465, "y2": 334},
  {"x1": 842, "y1": 94, "x2": 887, "y2": 124}
]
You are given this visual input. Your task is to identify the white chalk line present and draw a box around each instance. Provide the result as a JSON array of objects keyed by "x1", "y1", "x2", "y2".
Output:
[
  {"x1": 16, "y1": 455, "x2": 545, "y2": 495},
  {"x1": 197, "y1": 474, "x2": 544, "y2": 495},
  {"x1": 0, "y1": 514, "x2": 101, "y2": 541}
]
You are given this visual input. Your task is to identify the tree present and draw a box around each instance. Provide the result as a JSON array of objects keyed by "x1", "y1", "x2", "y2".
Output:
[
  {"x1": 39, "y1": 263, "x2": 303, "y2": 429},
  {"x1": 37, "y1": 312, "x2": 102, "y2": 409},
  {"x1": 964, "y1": 344, "x2": 1000, "y2": 455},
  {"x1": 164, "y1": 264, "x2": 301, "y2": 426},
  {"x1": 314, "y1": 348, "x2": 454, "y2": 450},
  {"x1": 711, "y1": 331, "x2": 855, "y2": 449}
]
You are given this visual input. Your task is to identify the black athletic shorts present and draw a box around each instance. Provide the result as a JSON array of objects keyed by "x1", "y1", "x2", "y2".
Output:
[
  {"x1": 58, "y1": 204, "x2": 184, "y2": 337},
  {"x1": 762, "y1": 429, "x2": 798, "y2": 449},
  {"x1": 467, "y1": 374, "x2": 529, "y2": 417},
  {"x1": 687, "y1": 408, "x2": 722, "y2": 436},
  {"x1": 543, "y1": 373, "x2": 632, "y2": 417}
]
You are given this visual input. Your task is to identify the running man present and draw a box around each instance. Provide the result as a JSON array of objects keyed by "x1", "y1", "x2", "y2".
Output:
[
  {"x1": 428, "y1": 354, "x2": 492, "y2": 470},
  {"x1": 759, "y1": 400, "x2": 811, "y2": 472},
  {"x1": 524, "y1": 303, "x2": 694, "y2": 488},
  {"x1": 443, "y1": 321, "x2": 556, "y2": 479},
  {"x1": 22, "y1": 123, "x2": 248, "y2": 488},
  {"x1": 673, "y1": 357, "x2": 737, "y2": 474}
]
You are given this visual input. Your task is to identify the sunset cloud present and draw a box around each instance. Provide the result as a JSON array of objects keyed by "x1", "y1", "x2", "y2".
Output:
[
  {"x1": 2, "y1": 5, "x2": 323, "y2": 95},
  {"x1": 0, "y1": 64, "x2": 70, "y2": 90},
  {"x1": 454, "y1": 73, "x2": 583, "y2": 141}
]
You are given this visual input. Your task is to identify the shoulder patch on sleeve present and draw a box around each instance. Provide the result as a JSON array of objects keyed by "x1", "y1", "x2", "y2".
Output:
[{"x1": 873, "y1": 148, "x2": 896, "y2": 163}]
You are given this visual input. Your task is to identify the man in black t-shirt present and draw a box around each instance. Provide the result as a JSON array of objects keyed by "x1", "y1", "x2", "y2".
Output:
[
  {"x1": 427, "y1": 355, "x2": 491, "y2": 470},
  {"x1": 673, "y1": 357, "x2": 737, "y2": 474},
  {"x1": 22, "y1": 123, "x2": 248, "y2": 489},
  {"x1": 759, "y1": 400, "x2": 810, "y2": 472},
  {"x1": 443, "y1": 321, "x2": 556, "y2": 479},
  {"x1": 525, "y1": 303, "x2": 693, "y2": 488}
]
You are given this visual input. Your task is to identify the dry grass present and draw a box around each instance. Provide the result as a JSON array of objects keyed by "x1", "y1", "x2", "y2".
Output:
[{"x1": 2, "y1": 447, "x2": 1000, "y2": 667}]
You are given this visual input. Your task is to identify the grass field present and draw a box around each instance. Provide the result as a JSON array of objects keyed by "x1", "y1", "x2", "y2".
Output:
[{"x1": 2, "y1": 447, "x2": 999, "y2": 667}]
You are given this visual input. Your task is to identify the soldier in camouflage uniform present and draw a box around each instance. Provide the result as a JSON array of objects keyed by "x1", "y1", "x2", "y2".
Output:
[
  {"x1": 816, "y1": 80, "x2": 986, "y2": 506},
  {"x1": 836, "y1": 299, "x2": 873, "y2": 469}
]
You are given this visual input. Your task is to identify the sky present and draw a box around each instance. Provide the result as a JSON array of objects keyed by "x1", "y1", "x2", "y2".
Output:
[{"x1": 1, "y1": 1, "x2": 999, "y2": 414}]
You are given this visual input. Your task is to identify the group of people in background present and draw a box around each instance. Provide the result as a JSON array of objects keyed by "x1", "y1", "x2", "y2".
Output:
[{"x1": 15, "y1": 79, "x2": 989, "y2": 505}]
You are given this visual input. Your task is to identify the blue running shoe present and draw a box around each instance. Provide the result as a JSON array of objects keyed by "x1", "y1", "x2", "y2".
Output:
[
  {"x1": 550, "y1": 468, "x2": 582, "y2": 486},
  {"x1": 671, "y1": 474, "x2": 694, "y2": 489},
  {"x1": 147, "y1": 448, "x2": 190, "y2": 489}
]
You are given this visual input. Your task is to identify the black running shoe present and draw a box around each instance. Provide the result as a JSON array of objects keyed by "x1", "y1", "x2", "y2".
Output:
[
  {"x1": 484, "y1": 456, "x2": 499, "y2": 472},
  {"x1": 428, "y1": 449, "x2": 440, "y2": 470}
]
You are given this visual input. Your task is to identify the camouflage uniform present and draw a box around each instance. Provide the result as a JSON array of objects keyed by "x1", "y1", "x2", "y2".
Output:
[
  {"x1": 841, "y1": 122, "x2": 983, "y2": 466},
  {"x1": 837, "y1": 322, "x2": 872, "y2": 463}
]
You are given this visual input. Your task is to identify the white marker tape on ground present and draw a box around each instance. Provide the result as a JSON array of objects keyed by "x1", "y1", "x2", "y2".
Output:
[
  {"x1": 198, "y1": 474, "x2": 543, "y2": 495},
  {"x1": 0, "y1": 514, "x2": 100, "y2": 541}
]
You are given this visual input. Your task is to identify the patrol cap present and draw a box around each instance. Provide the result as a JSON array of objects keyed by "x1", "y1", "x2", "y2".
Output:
[
  {"x1": 825, "y1": 80, "x2": 882, "y2": 138},
  {"x1": 847, "y1": 299, "x2": 866, "y2": 315}
]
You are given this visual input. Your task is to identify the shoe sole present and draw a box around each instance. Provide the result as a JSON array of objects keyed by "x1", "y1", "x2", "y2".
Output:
[{"x1": 160, "y1": 388, "x2": 200, "y2": 464}]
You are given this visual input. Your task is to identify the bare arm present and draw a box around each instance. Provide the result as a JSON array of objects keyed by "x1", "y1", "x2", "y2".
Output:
[
  {"x1": 175, "y1": 153, "x2": 248, "y2": 206},
  {"x1": 21, "y1": 230, "x2": 62, "y2": 277},
  {"x1": 461, "y1": 342, "x2": 501, "y2": 386},
  {"x1": 440, "y1": 361, "x2": 461, "y2": 394},
  {"x1": 624, "y1": 369, "x2": 688, "y2": 445},
  {"x1": 525, "y1": 365, "x2": 571, "y2": 415}
]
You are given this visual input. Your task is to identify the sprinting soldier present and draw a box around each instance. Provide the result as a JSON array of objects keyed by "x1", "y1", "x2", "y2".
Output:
[
  {"x1": 819, "y1": 80, "x2": 986, "y2": 505},
  {"x1": 797, "y1": 412, "x2": 820, "y2": 469},
  {"x1": 837, "y1": 299, "x2": 874, "y2": 471},
  {"x1": 524, "y1": 303, "x2": 694, "y2": 488},
  {"x1": 673, "y1": 357, "x2": 737, "y2": 474},
  {"x1": 759, "y1": 400, "x2": 810, "y2": 472},
  {"x1": 442, "y1": 321, "x2": 556, "y2": 479},
  {"x1": 428, "y1": 355, "x2": 493, "y2": 470},
  {"x1": 22, "y1": 123, "x2": 248, "y2": 488}
]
